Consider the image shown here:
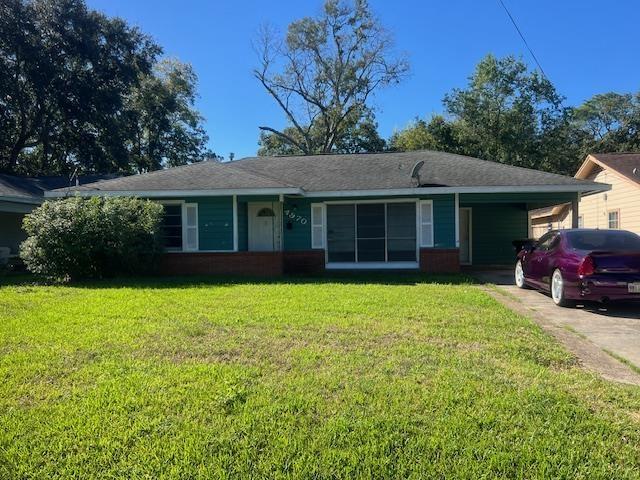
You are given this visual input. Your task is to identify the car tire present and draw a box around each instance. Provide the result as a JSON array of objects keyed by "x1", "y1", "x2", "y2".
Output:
[
  {"x1": 514, "y1": 260, "x2": 527, "y2": 289},
  {"x1": 550, "y1": 268, "x2": 572, "y2": 307}
]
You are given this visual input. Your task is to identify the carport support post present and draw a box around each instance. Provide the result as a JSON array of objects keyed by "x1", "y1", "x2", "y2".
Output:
[{"x1": 571, "y1": 193, "x2": 580, "y2": 228}]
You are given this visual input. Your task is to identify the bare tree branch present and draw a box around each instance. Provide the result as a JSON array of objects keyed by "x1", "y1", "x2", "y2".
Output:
[{"x1": 253, "y1": 0, "x2": 408, "y2": 155}]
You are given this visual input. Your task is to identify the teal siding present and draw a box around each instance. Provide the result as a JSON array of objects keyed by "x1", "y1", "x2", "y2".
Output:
[
  {"x1": 463, "y1": 202, "x2": 528, "y2": 265},
  {"x1": 196, "y1": 197, "x2": 234, "y2": 251},
  {"x1": 283, "y1": 198, "x2": 313, "y2": 251},
  {"x1": 152, "y1": 192, "x2": 573, "y2": 258},
  {"x1": 461, "y1": 192, "x2": 578, "y2": 209},
  {"x1": 423, "y1": 194, "x2": 455, "y2": 248},
  {"x1": 281, "y1": 195, "x2": 455, "y2": 251}
]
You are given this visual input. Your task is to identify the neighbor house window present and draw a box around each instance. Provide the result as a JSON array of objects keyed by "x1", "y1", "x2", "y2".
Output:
[
  {"x1": 577, "y1": 215, "x2": 584, "y2": 228},
  {"x1": 608, "y1": 210, "x2": 620, "y2": 229},
  {"x1": 160, "y1": 202, "x2": 199, "y2": 251},
  {"x1": 325, "y1": 202, "x2": 417, "y2": 263}
]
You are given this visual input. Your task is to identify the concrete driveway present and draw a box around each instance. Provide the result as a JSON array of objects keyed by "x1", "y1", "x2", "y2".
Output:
[{"x1": 475, "y1": 270, "x2": 640, "y2": 383}]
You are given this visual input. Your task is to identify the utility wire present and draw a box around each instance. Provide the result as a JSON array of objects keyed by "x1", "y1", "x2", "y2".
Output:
[{"x1": 497, "y1": 0, "x2": 549, "y2": 81}]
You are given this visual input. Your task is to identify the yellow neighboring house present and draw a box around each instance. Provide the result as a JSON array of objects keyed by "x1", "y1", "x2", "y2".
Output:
[{"x1": 531, "y1": 153, "x2": 640, "y2": 238}]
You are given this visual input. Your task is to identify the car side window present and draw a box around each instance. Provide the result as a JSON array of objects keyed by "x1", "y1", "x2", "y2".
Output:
[{"x1": 537, "y1": 233, "x2": 558, "y2": 252}]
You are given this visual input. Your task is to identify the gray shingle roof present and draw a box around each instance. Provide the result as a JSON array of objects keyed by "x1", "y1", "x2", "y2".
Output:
[
  {"x1": 1, "y1": 174, "x2": 114, "y2": 200},
  {"x1": 51, "y1": 151, "x2": 607, "y2": 195},
  {"x1": 67, "y1": 160, "x2": 295, "y2": 192},
  {"x1": 233, "y1": 151, "x2": 599, "y2": 191}
]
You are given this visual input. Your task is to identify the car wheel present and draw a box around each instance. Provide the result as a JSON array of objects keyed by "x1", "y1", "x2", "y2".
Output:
[
  {"x1": 550, "y1": 269, "x2": 571, "y2": 307},
  {"x1": 514, "y1": 260, "x2": 527, "y2": 289}
]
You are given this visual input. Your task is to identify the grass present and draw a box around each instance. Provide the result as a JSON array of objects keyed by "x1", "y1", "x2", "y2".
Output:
[{"x1": 1, "y1": 274, "x2": 639, "y2": 479}]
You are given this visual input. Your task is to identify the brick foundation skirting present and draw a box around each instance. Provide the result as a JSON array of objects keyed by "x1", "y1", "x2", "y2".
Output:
[
  {"x1": 283, "y1": 250, "x2": 325, "y2": 274},
  {"x1": 419, "y1": 248, "x2": 460, "y2": 273},
  {"x1": 160, "y1": 252, "x2": 284, "y2": 276},
  {"x1": 159, "y1": 250, "x2": 327, "y2": 276}
]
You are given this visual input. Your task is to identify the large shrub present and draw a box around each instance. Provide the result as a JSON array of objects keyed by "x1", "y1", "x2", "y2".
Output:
[{"x1": 21, "y1": 197, "x2": 164, "y2": 281}]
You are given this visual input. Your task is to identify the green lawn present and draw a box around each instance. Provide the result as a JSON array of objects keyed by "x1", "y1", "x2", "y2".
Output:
[{"x1": 1, "y1": 275, "x2": 639, "y2": 479}]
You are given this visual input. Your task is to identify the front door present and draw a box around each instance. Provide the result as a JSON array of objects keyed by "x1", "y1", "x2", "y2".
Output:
[
  {"x1": 459, "y1": 208, "x2": 472, "y2": 265},
  {"x1": 248, "y1": 202, "x2": 281, "y2": 251}
]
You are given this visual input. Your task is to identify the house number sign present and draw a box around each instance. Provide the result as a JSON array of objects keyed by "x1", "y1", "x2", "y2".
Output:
[{"x1": 284, "y1": 209, "x2": 308, "y2": 225}]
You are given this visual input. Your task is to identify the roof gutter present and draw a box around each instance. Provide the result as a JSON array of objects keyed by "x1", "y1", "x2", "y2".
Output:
[
  {"x1": 0, "y1": 195, "x2": 44, "y2": 205},
  {"x1": 43, "y1": 183, "x2": 610, "y2": 199},
  {"x1": 44, "y1": 187, "x2": 304, "y2": 198},
  {"x1": 303, "y1": 183, "x2": 611, "y2": 197}
]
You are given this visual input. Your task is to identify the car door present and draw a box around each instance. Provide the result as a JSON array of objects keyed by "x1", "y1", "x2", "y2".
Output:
[
  {"x1": 537, "y1": 233, "x2": 561, "y2": 289},
  {"x1": 525, "y1": 232, "x2": 556, "y2": 288}
]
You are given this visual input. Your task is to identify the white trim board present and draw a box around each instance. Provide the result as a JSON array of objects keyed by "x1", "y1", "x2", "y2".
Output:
[
  {"x1": 325, "y1": 262, "x2": 419, "y2": 270},
  {"x1": 44, "y1": 183, "x2": 610, "y2": 199},
  {"x1": 303, "y1": 184, "x2": 610, "y2": 197},
  {"x1": 45, "y1": 187, "x2": 303, "y2": 198}
]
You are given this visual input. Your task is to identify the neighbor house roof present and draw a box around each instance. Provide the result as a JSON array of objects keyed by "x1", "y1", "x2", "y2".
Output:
[
  {"x1": 0, "y1": 174, "x2": 115, "y2": 203},
  {"x1": 47, "y1": 151, "x2": 610, "y2": 198},
  {"x1": 576, "y1": 153, "x2": 640, "y2": 186}
]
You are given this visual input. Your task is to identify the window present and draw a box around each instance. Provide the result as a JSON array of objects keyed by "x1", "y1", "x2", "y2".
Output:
[
  {"x1": 160, "y1": 202, "x2": 198, "y2": 251},
  {"x1": 257, "y1": 207, "x2": 275, "y2": 217},
  {"x1": 537, "y1": 231, "x2": 558, "y2": 251},
  {"x1": 326, "y1": 202, "x2": 417, "y2": 263},
  {"x1": 608, "y1": 210, "x2": 620, "y2": 229},
  {"x1": 566, "y1": 230, "x2": 640, "y2": 251},
  {"x1": 160, "y1": 204, "x2": 183, "y2": 250},
  {"x1": 577, "y1": 215, "x2": 584, "y2": 228}
]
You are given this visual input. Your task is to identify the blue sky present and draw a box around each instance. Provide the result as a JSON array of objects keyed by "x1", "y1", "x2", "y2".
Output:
[{"x1": 87, "y1": 0, "x2": 640, "y2": 159}]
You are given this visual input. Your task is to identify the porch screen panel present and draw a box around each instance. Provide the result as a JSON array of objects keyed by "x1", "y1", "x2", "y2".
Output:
[
  {"x1": 387, "y1": 203, "x2": 416, "y2": 261},
  {"x1": 356, "y1": 204, "x2": 385, "y2": 262},
  {"x1": 327, "y1": 204, "x2": 356, "y2": 262}
]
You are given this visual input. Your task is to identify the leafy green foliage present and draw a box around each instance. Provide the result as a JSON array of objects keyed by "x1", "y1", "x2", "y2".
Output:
[
  {"x1": 442, "y1": 54, "x2": 576, "y2": 174},
  {"x1": 0, "y1": 0, "x2": 210, "y2": 175},
  {"x1": 0, "y1": 276, "x2": 639, "y2": 477},
  {"x1": 126, "y1": 59, "x2": 210, "y2": 171},
  {"x1": 20, "y1": 197, "x2": 163, "y2": 281},
  {"x1": 389, "y1": 115, "x2": 460, "y2": 153},
  {"x1": 258, "y1": 109, "x2": 386, "y2": 156},
  {"x1": 391, "y1": 55, "x2": 640, "y2": 175},
  {"x1": 573, "y1": 92, "x2": 640, "y2": 156},
  {"x1": 254, "y1": 0, "x2": 407, "y2": 155}
]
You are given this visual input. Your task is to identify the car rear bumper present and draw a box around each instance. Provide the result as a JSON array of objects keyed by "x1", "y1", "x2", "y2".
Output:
[{"x1": 570, "y1": 274, "x2": 640, "y2": 302}]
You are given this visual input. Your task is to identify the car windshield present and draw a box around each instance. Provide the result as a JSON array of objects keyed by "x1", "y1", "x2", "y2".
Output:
[{"x1": 565, "y1": 230, "x2": 640, "y2": 251}]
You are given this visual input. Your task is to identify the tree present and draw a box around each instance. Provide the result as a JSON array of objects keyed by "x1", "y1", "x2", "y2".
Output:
[
  {"x1": 126, "y1": 59, "x2": 209, "y2": 172},
  {"x1": 572, "y1": 92, "x2": 640, "y2": 156},
  {"x1": 258, "y1": 107, "x2": 385, "y2": 155},
  {"x1": 442, "y1": 54, "x2": 574, "y2": 173},
  {"x1": 254, "y1": 0, "x2": 408, "y2": 155},
  {"x1": 0, "y1": 0, "x2": 210, "y2": 175},
  {"x1": 389, "y1": 115, "x2": 459, "y2": 153}
]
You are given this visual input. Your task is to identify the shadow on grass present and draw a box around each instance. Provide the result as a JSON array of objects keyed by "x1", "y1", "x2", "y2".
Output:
[{"x1": 0, "y1": 271, "x2": 474, "y2": 289}]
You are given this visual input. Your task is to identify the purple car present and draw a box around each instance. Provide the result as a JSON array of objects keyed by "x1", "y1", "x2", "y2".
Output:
[{"x1": 515, "y1": 229, "x2": 640, "y2": 306}]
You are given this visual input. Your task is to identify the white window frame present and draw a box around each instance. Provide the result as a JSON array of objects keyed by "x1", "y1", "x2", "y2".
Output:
[
  {"x1": 607, "y1": 209, "x2": 620, "y2": 229},
  {"x1": 419, "y1": 199, "x2": 434, "y2": 247},
  {"x1": 310, "y1": 203, "x2": 326, "y2": 249},
  {"x1": 158, "y1": 200, "x2": 200, "y2": 252}
]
